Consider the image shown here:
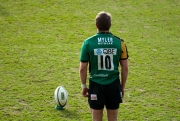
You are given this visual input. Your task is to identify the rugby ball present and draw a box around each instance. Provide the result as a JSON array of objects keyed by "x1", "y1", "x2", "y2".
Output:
[{"x1": 54, "y1": 86, "x2": 68, "y2": 107}]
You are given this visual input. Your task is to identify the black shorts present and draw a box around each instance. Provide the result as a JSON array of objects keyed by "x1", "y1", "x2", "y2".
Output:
[{"x1": 88, "y1": 78, "x2": 122, "y2": 110}]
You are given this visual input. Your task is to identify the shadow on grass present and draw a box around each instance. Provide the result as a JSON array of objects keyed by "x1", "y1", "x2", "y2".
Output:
[
  {"x1": 0, "y1": 4, "x2": 9, "y2": 16},
  {"x1": 54, "y1": 108, "x2": 81, "y2": 120}
]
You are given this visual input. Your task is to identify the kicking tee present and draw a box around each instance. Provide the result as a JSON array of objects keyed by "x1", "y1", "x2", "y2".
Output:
[{"x1": 80, "y1": 32, "x2": 128, "y2": 85}]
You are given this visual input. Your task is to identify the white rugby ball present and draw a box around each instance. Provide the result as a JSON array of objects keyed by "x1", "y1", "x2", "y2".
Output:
[{"x1": 54, "y1": 86, "x2": 68, "y2": 107}]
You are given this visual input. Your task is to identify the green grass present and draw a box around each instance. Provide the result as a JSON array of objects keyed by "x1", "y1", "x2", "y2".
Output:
[{"x1": 0, "y1": 0, "x2": 180, "y2": 120}]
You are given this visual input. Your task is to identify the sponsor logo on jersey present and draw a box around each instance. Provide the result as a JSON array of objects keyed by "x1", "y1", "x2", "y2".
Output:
[
  {"x1": 94, "y1": 48, "x2": 117, "y2": 55},
  {"x1": 98, "y1": 37, "x2": 113, "y2": 45},
  {"x1": 93, "y1": 74, "x2": 108, "y2": 77},
  {"x1": 96, "y1": 49, "x2": 102, "y2": 55}
]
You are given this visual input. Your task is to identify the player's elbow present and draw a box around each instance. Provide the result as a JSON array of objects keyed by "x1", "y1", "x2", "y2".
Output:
[
  {"x1": 124, "y1": 64, "x2": 128, "y2": 71},
  {"x1": 79, "y1": 67, "x2": 86, "y2": 74},
  {"x1": 79, "y1": 62, "x2": 88, "y2": 73},
  {"x1": 121, "y1": 60, "x2": 128, "y2": 74}
]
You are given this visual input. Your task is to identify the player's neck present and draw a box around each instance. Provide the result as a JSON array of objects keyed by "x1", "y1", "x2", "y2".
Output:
[
  {"x1": 98, "y1": 30, "x2": 109, "y2": 33},
  {"x1": 98, "y1": 30, "x2": 110, "y2": 34}
]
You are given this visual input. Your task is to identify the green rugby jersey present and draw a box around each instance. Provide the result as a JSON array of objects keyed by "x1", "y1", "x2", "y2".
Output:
[{"x1": 80, "y1": 32, "x2": 128, "y2": 85}]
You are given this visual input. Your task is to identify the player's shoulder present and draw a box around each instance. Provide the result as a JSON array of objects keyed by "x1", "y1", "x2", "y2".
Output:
[
  {"x1": 110, "y1": 33, "x2": 124, "y2": 42},
  {"x1": 84, "y1": 34, "x2": 97, "y2": 43}
]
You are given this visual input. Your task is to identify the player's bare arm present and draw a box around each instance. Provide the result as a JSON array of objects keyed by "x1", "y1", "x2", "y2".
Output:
[
  {"x1": 120, "y1": 59, "x2": 128, "y2": 98},
  {"x1": 79, "y1": 62, "x2": 89, "y2": 97}
]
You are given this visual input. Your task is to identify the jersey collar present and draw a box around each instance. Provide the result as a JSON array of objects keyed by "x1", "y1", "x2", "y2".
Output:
[{"x1": 97, "y1": 32, "x2": 111, "y2": 34}]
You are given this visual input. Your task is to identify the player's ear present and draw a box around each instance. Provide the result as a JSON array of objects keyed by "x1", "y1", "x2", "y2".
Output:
[{"x1": 96, "y1": 24, "x2": 98, "y2": 29}]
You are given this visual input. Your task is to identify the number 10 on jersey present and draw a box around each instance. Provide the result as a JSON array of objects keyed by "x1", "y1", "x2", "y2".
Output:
[{"x1": 94, "y1": 48, "x2": 117, "y2": 71}]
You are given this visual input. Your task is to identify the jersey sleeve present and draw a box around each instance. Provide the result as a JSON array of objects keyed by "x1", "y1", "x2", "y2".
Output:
[
  {"x1": 80, "y1": 41, "x2": 89, "y2": 62},
  {"x1": 120, "y1": 41, "x2": 129, "y2": 60}
]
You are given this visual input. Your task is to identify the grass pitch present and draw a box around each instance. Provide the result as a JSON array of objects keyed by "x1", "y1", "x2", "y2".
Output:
[{"x1": 0, "y1": 0, "x2": 180, "y2": 120}]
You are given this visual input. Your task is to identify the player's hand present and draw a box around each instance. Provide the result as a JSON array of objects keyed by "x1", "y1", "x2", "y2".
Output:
[{"x1": 82, "y1": 88, "x2": 89, "y2": 97}]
